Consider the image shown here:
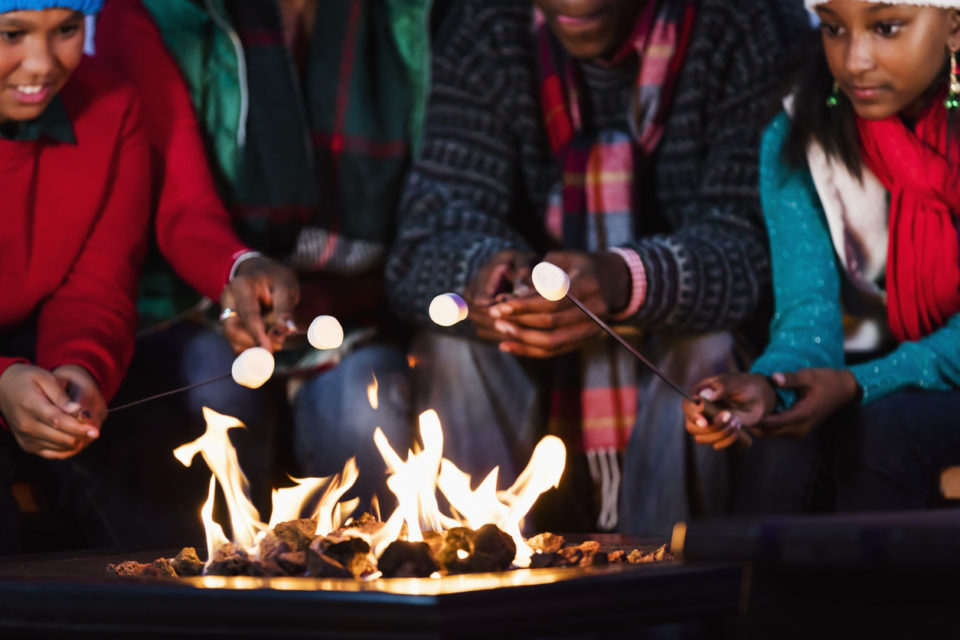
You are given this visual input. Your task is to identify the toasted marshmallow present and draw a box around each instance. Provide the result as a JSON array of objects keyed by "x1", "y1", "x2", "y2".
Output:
[
  {"x1": 232, "y1": 347, "x2": 275, "y2": 389},
  {"x1": 532, "y1": 262, "x2": 571, "y2": 302},
  {"x1": 308, "y1": 315, "x2": 344, "y2": 350},
  {"x1": 428, "y1": 293, "x2": 469, "y2": 327}
]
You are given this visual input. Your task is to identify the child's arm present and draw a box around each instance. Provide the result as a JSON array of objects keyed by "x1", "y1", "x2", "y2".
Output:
[{"x1": 34, "y1": 95, "x2": 151, "y2": 402}]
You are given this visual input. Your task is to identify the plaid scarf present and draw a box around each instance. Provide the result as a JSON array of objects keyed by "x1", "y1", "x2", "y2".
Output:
[
  {"x1": 536, "y1": 0, "x2": 697, "y2": 529},
  {"x1": 227, "y1": 0, "x2": 412, "y2": 258}
]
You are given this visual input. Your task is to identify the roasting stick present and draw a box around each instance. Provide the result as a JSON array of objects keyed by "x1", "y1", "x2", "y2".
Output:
[
  {"x1": 93, "y1": 315, "x2": 345, "y2": 418},
  {"x1": 529, "y1": 262, "x2": 751, "y2": 447}
]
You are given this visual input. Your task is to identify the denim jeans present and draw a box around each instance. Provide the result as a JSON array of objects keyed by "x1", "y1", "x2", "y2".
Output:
[
  {"x1": 735, "y1": 390, "x2": 960, "y2": 514},
  {"x1": 292, "y1": 343, "x2": 413, "y2": 514}
]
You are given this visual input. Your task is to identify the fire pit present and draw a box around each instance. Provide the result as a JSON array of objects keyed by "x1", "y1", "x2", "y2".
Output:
[
  {"x1": 0, "y1": 541, "x2": 741, "y2": 639},
  {"x1": 0, "y1": 400, "x2": 743, "y2": 637}
]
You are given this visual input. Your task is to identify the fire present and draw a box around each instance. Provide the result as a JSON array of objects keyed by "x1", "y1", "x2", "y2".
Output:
[
  {"x1": 179, "y1": 406, "x2": 566, "y2": 572},
  {"x1": 367, "y1": 374, "x2": 379, "y2": 410}
]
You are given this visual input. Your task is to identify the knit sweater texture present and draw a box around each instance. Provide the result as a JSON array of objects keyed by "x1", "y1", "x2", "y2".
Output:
[
  {"x1": 752, "y1": 113, "x2": 960, "y2": 404},
  {"x1": 386, "y1": 0, "x2": 810, "y2": 332}
]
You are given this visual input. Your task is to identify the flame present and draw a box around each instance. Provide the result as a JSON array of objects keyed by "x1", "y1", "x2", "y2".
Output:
[
  {"x1": 174, "y1": 407, "x2": 264, "y2": 549},
  {"x1": 367, "y1": 374, "x2": 379, "y2": 410},
  {"x1": 201, "y1": 475, "x2": 230, "y2": 567},
  {"x1": 177, "y1": 407, "x2": 566, "y2": 570}
]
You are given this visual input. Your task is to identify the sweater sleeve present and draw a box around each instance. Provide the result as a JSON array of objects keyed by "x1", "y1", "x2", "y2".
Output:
[
  {"x1": 95, "y1": 0, "x2": 249, "y2": 301},
  {"x1": 34, "y1": 96, "x2": 151, "y2": 401},
  {"x1": 750, "y1": 113, "x2": 846, "y2": 382},
  {"x1": 849, "y1": 316, "x2": 960, "y2": 403},
  {"x1": 385, "y1": 2, "x2": 537, "y2": 326},
  {"x1": 616, "y1": 3, "x2": 807, "y2": 332}
]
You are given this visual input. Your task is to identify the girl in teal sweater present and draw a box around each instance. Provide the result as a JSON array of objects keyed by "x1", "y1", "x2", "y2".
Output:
[{"x1": 683, "y1": 0, "x2": 960, "y2": 511}]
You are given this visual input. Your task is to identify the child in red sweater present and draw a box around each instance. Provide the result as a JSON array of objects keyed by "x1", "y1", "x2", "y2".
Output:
[{"x1": 0, "y1": 0, "x2": 149, "y2": 552}]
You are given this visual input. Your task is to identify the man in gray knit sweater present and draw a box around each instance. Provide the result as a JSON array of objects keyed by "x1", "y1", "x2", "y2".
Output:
[{"x1": 386, "y1": 0, "x2": 809, "y2": 536}]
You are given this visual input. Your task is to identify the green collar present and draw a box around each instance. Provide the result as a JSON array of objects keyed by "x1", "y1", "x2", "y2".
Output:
[{"x1": 0, "y1": 96, "x2": 76, "y2": 144}]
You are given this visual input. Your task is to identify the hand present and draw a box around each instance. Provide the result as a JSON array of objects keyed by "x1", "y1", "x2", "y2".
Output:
[
  {"x1": 682, "y1": 373, "x2": 776, "y2": 450},
  {"x1": 220, "y1": 256, "x2": 300, "y2": 354},
  {"x1": 464, "y1": 249, "x2": 538, "y2": 343},
  {"x1": 482, "y1": 250, "x2": 630, "y2": 358},
  {"x1": 755, "y1": 368, "x2": 861, "y2": 439},
  {"x1": 0, "y1": 364, "x2": 100, "y2": 459}
]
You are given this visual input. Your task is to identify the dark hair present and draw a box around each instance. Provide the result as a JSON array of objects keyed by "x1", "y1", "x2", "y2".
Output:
[{"x1": 782, "y1": 30, "x2": 956, "y2": 178}]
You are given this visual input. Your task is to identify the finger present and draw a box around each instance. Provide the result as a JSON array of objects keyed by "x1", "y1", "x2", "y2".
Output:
[
  {"x1": 24, "y1": 395, "x2": 95, "y2": 440},
  {"x1": 490, "y1": 295, "x2": 573, "y2": 318},
  {"x1": 33, "y1": 373, "x2": 82, "y2": 417},
  {"x1": 18, "y1": 420, "x2": 82, "y2": 450},
  {"x1": 771, "y1": 370, "x2": 812, "y2": 392},
  {"x1": 713, "y1": 429, "x2": 741, "y2": 450},
  {"x1": 492, "y1": 320, "x2": 599, "y2": 350},
  {"x1": 268, "y1": 276, "x2": 299, "y2": 321},
  {"x1": 758, "y1": 401, "x2": 813, "y2": 431},
  {"x1": 506, "y1": 306, "x2": 587, "y2": 330},
  {"x1": 681, "y1": 399, "x2": 710, "y2": 430},
  {"x1": 222, "y1": 316, "x2": 259, "y2": 354},
  {"x1": 737, "y1": 429, "x2": 754, "y2": 448},
  {"x1": 232, "y1": 281, "x2": 272, "y2": 350},
  {"x1": 37, "y1": 446, "x2": 83, "y2": 460}
]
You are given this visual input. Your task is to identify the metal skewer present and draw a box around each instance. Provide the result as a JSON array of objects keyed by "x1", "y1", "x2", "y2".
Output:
[
  {"x1": 529, "y1": 262, "x2": 751, "y2": 448},
  {"x1": 94, "y1": 373, "x2": 234, "y2": 417}
]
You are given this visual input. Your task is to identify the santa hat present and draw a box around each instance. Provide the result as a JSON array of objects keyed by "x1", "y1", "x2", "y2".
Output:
[
  {"x1": 806, "y1": 0, "x2": 957, "y2": 7},
  {"x1": 0, "y1": 0, "x2": 102, "y2": 14}
]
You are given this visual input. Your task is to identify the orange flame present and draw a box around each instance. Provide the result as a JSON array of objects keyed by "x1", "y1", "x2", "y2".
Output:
[
  {"x1": 367, "y1": 374, "x2": 379, "y2": 410},
  {"x1": 177, "y1": 407, "x2": 566, "y2": 570}
]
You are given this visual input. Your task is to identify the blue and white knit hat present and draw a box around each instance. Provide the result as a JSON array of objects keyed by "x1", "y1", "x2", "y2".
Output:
[
  {"x1": 805, "y1": 0, "x2": 957, "y2": 7},
  {"x1": 0, "y1": 0, "x2": 103, "y2": 14}
]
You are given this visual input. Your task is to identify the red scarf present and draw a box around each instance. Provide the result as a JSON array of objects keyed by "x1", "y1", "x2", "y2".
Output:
[{"x1": 858, "y1": 96, "x2": 960, "y2": 342}]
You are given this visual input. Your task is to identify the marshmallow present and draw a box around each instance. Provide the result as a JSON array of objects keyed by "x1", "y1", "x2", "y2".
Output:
[
  {"x1": 532, "y1": 262, "x2": 571, "y2": 302},
  {"x1": 428, "y1": 293, "x2": 469, "y2": 327},
  {"x1": 232, "y1": 347, "x2": 275, "y2": 389},
  {"x1": 308, "y1": 315, "x2": 344, "y2": 350}
]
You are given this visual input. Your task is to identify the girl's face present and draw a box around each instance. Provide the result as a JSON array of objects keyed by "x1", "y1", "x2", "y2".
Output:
[
  {"x1": 0, "y1": 9, "x2": 84, "y2": 124},
  {"x1": 816, "y1": 2, "x2": 960, "y2": 120},
  {"x1": 533, "y1": 0, "x2": 645, "y2": 60}
]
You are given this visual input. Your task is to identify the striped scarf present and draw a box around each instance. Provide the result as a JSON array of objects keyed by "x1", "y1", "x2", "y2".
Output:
[{"x1": 536, "y1": 0, "x2": 697, "y2": 529}]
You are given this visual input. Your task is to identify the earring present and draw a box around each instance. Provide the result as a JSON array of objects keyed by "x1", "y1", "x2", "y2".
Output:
[
  {"x1": 826, "y1": 81, "x2": 840, "y2": 108},
  {"x1": 947, "y1": 51, "x2": 960, "y2": 111}
]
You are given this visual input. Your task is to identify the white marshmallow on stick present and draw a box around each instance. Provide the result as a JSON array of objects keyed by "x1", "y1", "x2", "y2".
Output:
[
  {"x1": 232, "y1": 347, "x2": 275, "y2": 389},
  {"x1": 428, "y1": 293, "x2": 469, "y2": 327},
  {"x1": 531, "y1": 262, "x2": 571, "y2": 302},
  {"x1": 308, "y1": 315, "x2": 344, "y2": 350}
]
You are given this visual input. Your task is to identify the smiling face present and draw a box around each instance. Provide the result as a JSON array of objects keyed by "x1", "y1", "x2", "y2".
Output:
[
  {"x1": 0, "y1": 9, "x2": 85, "y2": 124},
  {"x1": 815, "y1": 1, "x2": 960, "y2": 120},
  {"x1": 533, "y1": 0, "x2": 645, "y2": 60}
]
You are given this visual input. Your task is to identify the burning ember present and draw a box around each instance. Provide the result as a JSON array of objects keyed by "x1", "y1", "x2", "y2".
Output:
[{"x1": 110, "y1": 391, "x2": 671, "y2": 581}]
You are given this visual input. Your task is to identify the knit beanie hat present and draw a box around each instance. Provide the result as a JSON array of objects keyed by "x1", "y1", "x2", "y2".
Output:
[
  {"x1": 805, "y1": 0, "x2": 958, "y2": 7},
  {"x1": 0, "y1": 0, "x2": 103, "y2": 14}
]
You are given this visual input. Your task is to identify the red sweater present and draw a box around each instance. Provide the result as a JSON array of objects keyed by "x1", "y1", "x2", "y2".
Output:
[
  {"x1": 94, "y1": 0, "x2": 250, "y2": 302},
  {"x1": 0, "y1": 57, "x2": 151, "y2": 401}
]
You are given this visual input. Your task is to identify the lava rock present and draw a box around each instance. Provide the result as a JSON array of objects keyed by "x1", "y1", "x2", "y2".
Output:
[
  {"x1": 473, "y1": 524, "x2": 516, "y2": 570},
  {"x1": 277, "y1": 551, "x2": 307, "y2": 575},
  {"x1": 272, "y1": 517, "x2": 318, "y2": 552},
  {"x1": 207, "y1": 543, "x2": 252, "y2": 576},
  {"x1": 527, "y1": 532, "x2": 565, "y2": 555},
  {"x1": 378, "y1": 540, "x2": 439, "y2": 578},
  {"x1": 171, "y1": 547, "x2": 204, "y2": 576},
  {"x1": 306, "y1": 548, "x2": 354, "y2": 578}
]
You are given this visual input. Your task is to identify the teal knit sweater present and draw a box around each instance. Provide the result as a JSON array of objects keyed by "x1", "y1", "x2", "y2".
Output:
[{"x1": 752, "y1": 112, "x2": 960, "y2": 405}]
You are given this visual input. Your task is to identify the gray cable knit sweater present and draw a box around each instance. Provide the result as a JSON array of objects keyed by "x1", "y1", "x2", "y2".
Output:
[{"x1": 386, "y1": 0, "x2": 810, "y2": 333}]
